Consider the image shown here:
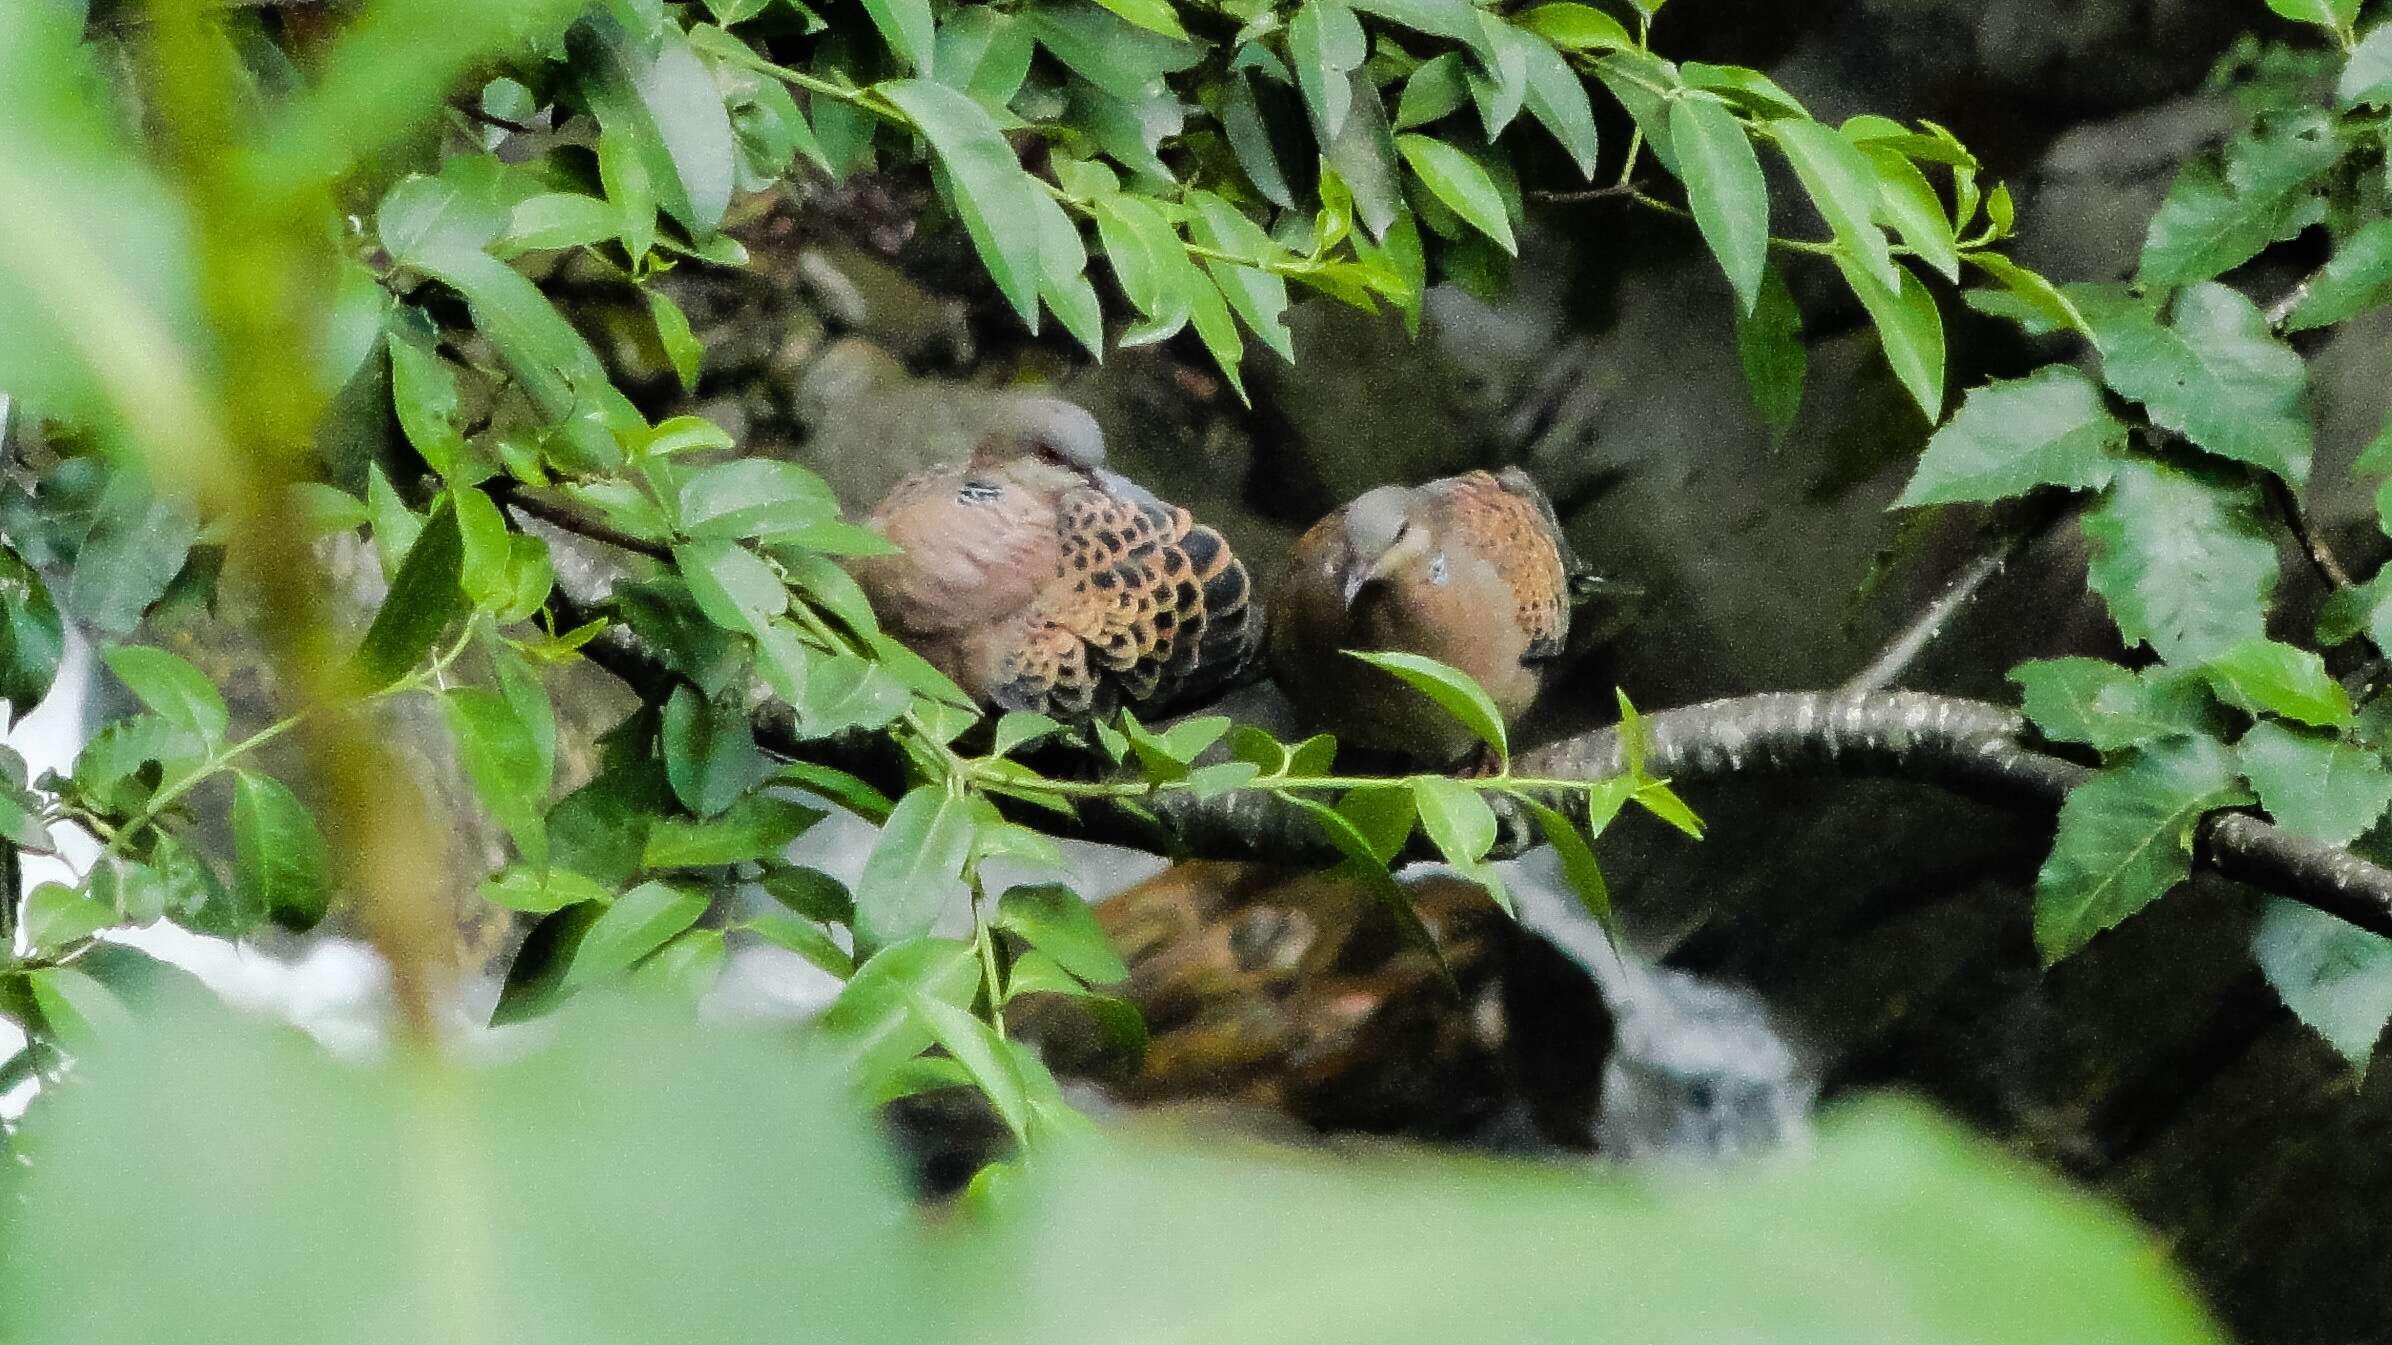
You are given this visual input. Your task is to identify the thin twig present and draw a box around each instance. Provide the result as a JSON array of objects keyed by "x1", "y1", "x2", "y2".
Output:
[
  {"x1": 1841, "y1": 502, "x2": 2065, "y2": 693},
  {"x1": 487, "y1": 480, "x2": 671, "y2": 561},
  {"x1": 2262, "y1": 472, "x2": 2355, "y2": 591}
]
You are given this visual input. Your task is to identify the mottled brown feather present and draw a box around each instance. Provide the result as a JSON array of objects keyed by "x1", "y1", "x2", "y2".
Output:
[{"x1": 850, "y1": 457, "x2": 1259, "y2": 721}]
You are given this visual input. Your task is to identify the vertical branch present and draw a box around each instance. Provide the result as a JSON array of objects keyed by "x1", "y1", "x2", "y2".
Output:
[{"x1": 140, "y1": 0, "x2": 452, "y2": 1038}]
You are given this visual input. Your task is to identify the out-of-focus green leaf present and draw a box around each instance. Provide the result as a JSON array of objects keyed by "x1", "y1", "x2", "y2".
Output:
[
  {"x1": 1736, "y1": 261, "x2": 1805, "y2": 436},
  {"x1": 2340, "y1": 22, "x2": 2392, "y2": 106},
  {"x1": 2035, "y1": 736, "x2": 2251, "y2": 963},
  {"x1": 978, "y1": 1096, "x2": 2228, "y2": 1345},
  {"x1": 23, "y1": 882, "x2": 114, "y2": 951}
]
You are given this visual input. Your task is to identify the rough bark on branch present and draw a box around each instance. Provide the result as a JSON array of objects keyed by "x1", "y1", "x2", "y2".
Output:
[{"x1": 533, "y1": 517, "x2": 2392, "y2": 941}]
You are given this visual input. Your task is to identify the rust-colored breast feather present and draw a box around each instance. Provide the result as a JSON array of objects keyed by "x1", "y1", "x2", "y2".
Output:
[
  {"x1": 999, "y1": 486, "x2": 1258, "y2": 718},
  {"x1": 855, "y1": 467, "x2": 1059, "y2": 641},
  {"x1": 1428, "y1": 470, "x2": 1573, "y2": 663}
]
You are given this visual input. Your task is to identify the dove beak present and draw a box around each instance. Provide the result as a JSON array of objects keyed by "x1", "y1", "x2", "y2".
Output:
[{"x1": 1341, "y1": 556, "x2": 1390, "y2": 609}]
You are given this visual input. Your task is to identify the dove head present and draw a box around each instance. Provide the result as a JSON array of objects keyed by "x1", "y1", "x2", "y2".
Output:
[
  {"x1": 1339, "y1": 483, "x2": 1436, "y2": 608},
  {"x1": 972, "y1": 396, "x2": 1107, "y2": 492}
]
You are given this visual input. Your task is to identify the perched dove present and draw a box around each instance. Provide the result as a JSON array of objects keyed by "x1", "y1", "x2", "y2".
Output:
[
  {"x1": 848, "y1": 397, "x2": 1259, "y2": 719},
  {"x1": 1268, "y1": 468, "x2": 1587, "y2": 766}
]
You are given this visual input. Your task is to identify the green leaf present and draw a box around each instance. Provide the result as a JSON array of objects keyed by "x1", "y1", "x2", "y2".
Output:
[
  {"x1": 26, "y1": 965, "x2": 132, "y2": 1049},
  {"x1": 1029, "y1": 1, "x2": 1198, "y2": 102},
  {"x1": 355, "y1": 499, "x2": 466, "y2": 689},
  {"x1": 229, "y1": 771, "x2": 331, "y2": 932},
  {"x1": 1861, "y1": 144, "x2": 1959, "y2": 284},
  {"x1": 2080, "y1": 456, "x2": 2276, "y2": 664},
  {"x1": 24, "y1": 882, "x2": 114, "y2": 951},
  {"x1": 2034, "y1": 735, "x2": 2252, "y2": 963},
  {"x1": 2252, "y1": 899, "x2": 2392, "y2": 1071},
  {"x1": 2136, "y1": 115, "x2": 2337, "y2": 286},
  {"x1": 2286, "y1": 217, "x2": 2392, "y2": 331},
  {"x1": 1464, "y1": 16, "x2": 1530, "y2": 139},
  {"x1": 643, "y1": 794, "x2": 823, "y2": 867},
  {"x1": 2095, "y1": 282, "x2": 2312, "y2": 484},
  {"x1": 748, "y1": 910, "x2": 855, "y2": 978},
  {"x1": 1517, "y1": 31, "x2": 1599, "y2": 179},
  {"x1": 1894, "y1": 366, "x2": 2129, "y2": 507},
  {"x1": 564, "y1": 880, "x2": 711, "y2": 989},
  {"x1": 661, "y1": 683, "x2": 767, "y2": 818},
  {"x1": 495, "y1": 191, "x2": 621, "y2": 256},
  {"x1": 1962, "y1": 252, "x2": 2093, "y2": 337},
  {"x1": 452, "y1": 485, "x2": 517, "y2": 613},
  {"x1": 1412, "y1": 776, "x2": 1497, "y2": 866},
  {"x1": 1669, "y1": 95, "x2": 1767, "y2": 314},
  {"x1": 445, "y1": 686, "x2": 552, "y2": 866},
  {"x1": 1090, "y1": 0, "x2": 1189, "y2": 39},
  {"x1": 2340, "y1": 21, "x2": 2392, "y2": 107},
  {"x1": 676, "y1": 458, "x2": 839, "y2": 541},
  {"x1": 907, "y1": 990, "x2": 1032, "y2": 1139},
  {"x1": 1221, "y1": 71, "x2": 1295, "y2": 208},
  {"x1": 1395, "y1": 134, "x2": 1516, "y2": 255},
  {"x1": 994, "y1": 882, "x2": 1127, "y2": 984},
  {"x1": 852, "y1": 785, "x2": 975, "y2": 951},
  {"x1": 386, "y1": 316, "x2": 469, "y2": 479},
  {"x1": 1395, "y1": 52, "x2": 1470, "y2": 130},
  {"x1": 879, "y1": 79, "x2": 1047, "y2": 328},
  {"x1": 480, "y1": 864, "x2": 612, "y2": 914},
  {"x1": 2237, "y1": 720, "x2": 2392, "y2": 847},
  {"x1": 858, "y1": 0, "x2": 938, "y2": 74},
  {"x1": 597, "y1": 125, "x2": 659, "y2": 259},
  {"x1": 2201, "y1": 638, "x2": 2352, "y2": 728},
  {"x1": 673, "y1": 539, "x2": 787, "y2": 632},
  {"x1": 808, "y1": 934, "x2": 979, "y2": 1080},
  {"x1": 574, "y1": 13, "x2": 738, "y2": 234},
  {"x1": 630, "y1": 927, "x2": 728, "y2": 1001},
  {"x1": 2264, "y1": 0, "x2": 2359, "y2": 34},
  {"x1": 1514, "y1": 3, "x2": 1632, "y2": 51},
  {"x1": 645, "y1": 288, "x2": 703, "y2": 393},
  {"x1": 66, "y1": 476, "x2": 199, "y2": 636},
  {"x1": 1288, "y1": 1, "x2": 1366, "y2": 140},
  {"x1": 1774, "y1": 118, "x2": 1900, "y2": 294},
  {"x1": 101, "y1": 645, "x2": 227, "y2": 747},
  {"x1": 1346, "y1": 649, "x2": 1509, "y2": 764},
  {"x1": 375, "y1": 169, "x2": 505, "y2": 265},
  {"x1": 1527, "y1": 799, "x2": 1613, "y2": 930},
  {"x1": 1834, "y1": 255, "x2": 1945, "y2": 420},
  {"x1": 2010, "y1": 659, "x2": 2215, "y2": 752},
  {"x1": 1735, "y1": 261, "x2": 1805, "y2": 435},
  {"x1": 0, "y1": 548, "x2": 65, "y2": 718}
]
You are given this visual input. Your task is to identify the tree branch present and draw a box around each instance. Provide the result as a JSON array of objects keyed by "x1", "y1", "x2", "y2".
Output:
[{"x1": 533, "y1": 516, "x2": 2392, "y2": 940}]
